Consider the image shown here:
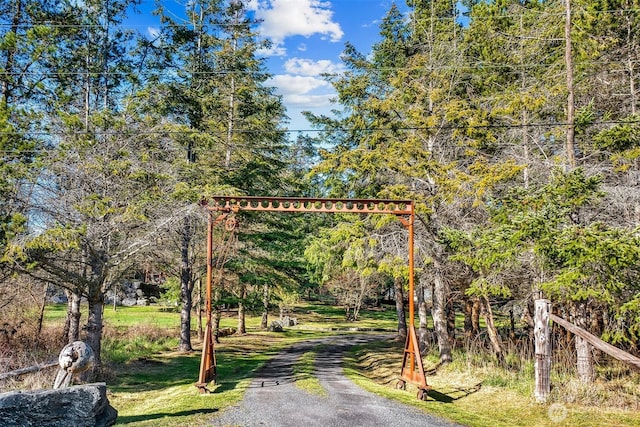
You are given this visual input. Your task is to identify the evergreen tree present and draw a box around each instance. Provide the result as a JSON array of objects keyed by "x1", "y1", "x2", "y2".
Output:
[
  {"x1": 145, "y1": 0, "x2": 290, "y2": 347},
  {"x1": 0, "y1": 0, "x2": 69, "y2": 277},
  {"x1": 9, "y1": 0, "x2": 161, "y2": 375}
]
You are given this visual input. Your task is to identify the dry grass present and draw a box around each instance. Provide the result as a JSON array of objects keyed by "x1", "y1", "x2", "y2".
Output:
[
  {"x1": 0, "y1": 289, "x2": 65, "y2": 392},
  {"x1": 345, "y1": 337, "x2": 640, "y2": 427}
]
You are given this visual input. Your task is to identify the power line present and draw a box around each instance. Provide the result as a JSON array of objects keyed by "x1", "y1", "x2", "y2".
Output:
[
  {"x1": 0, "y1": 118, "x2": 637, "y2": 147},
  {"x1": 1, "y1": 6, "x2": 640, "y2": 29},
  {"x1": 0, "y1": 21, "x2": 258, "y2": 29},
  {"x1": 0, "y1": 57, "x2": 635, "y2": 79}
]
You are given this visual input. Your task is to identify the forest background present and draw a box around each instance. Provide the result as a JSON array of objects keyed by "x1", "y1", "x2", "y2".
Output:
[{"x1": 1, "y1": 0, "x2": 640, "y2": 408}]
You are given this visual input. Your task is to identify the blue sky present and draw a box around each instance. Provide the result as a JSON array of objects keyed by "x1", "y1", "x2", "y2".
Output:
[
  {"x1": 134, "y1": 0, "x2": 409, "y2": 133},
  {"x1": 247, "y1": 0, "x2": 408, "y2": 132}
]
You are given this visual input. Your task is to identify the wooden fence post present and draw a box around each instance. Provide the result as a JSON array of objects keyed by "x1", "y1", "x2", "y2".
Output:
[{"x1": 534, "y1": 299, "x2": 551, "y2": 403}]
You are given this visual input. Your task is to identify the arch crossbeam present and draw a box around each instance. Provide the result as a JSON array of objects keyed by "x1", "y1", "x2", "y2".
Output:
[
  {"x1": 204, "y1": 196, "x2": 413, "y2": 216},
  {"x1": 196, "y1": 196, "x2": 427, "y2": 398}
]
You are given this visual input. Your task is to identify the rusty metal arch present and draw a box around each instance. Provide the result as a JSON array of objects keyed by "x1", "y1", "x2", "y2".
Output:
[{"x1": 196, "y1": 196, "x2": 427, "y2": 397}]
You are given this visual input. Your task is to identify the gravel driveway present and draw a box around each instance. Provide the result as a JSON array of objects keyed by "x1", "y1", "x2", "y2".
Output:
[{"x1": 209, "y1": 334, "x2": 463, "y2": 427}]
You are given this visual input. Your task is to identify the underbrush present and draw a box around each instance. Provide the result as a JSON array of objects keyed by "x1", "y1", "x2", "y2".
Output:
[{"x1": 0, "y1": 305, "x2": 65, "y2": 392}]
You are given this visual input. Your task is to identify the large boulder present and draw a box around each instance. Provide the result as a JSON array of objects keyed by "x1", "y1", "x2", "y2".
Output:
[
  {"x1": 267, "y1": 320, "x2": 284, "y2": 332},
  {"x1": 0, "y1": 383, "x2": 117, "y2": 427}
]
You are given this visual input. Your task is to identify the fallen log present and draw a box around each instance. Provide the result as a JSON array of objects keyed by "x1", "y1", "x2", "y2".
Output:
[{"x1": 0, "y1": 360, "x2": 57, "y2": 381}]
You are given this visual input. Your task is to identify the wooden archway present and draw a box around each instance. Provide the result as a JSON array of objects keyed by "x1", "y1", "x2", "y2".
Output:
[{"x1": 196, "y1": 196, "x2": 427, "y2": 397}]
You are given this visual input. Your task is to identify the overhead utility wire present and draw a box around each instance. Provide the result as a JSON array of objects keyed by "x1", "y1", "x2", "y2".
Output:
[
  {"x1": 0, "y1": 118, "x2": 638, "y2": 141},
  {"x1": 1, "y1": 57, "x2": 637, "y2": 78},
  {"x1": 1, "y1": 6, "x2": 640, "y2": 29}
]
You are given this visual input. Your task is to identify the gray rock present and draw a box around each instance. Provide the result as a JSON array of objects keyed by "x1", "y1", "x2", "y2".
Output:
[
  {"x1": 0, "y1": 383, "x2": 117, "y2": 427},
  {"x1": 267, "y1": 320, "x2": 284, "y2": 332},
  {"x1": 49, "y1": 294, "x2": 68, "y2": 304},
  {"x1": 121, "y1": 297, "x2": 137, "y2": 307},
  {"x1": 281, "y1": 316, "x2": 297, "y2": 326}
]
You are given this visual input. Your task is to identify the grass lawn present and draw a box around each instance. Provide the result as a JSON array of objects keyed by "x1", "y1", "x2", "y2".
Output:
[{"x1": 45, "y1": 304, "x2": 183, "y2": 329}]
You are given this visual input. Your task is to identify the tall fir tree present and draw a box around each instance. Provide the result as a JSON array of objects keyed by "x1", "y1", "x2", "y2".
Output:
[{"x1": 145, "y1": 0, "x2": 290, "y2": 348}]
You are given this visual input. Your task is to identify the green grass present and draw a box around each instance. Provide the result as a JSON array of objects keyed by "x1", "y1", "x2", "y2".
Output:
[
  {"x1": 292, "y1": 348, "x2": 328, "y2": 397},
  {"x1": 45, "y1": 304, "x2": 183, "y2": 329},
  {"x1": 44, "y1": 301, "x2": 400, "y2": 332},
  {"x1": 103, "y1": 331, "x2": 179, "y2": 364},
  {"x1": 289, "y1": 302, "x2": 397, "y2": 331}
]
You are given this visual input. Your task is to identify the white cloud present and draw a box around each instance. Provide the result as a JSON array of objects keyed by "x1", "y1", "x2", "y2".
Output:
[
  {"x1": 284, "y1": 58, "x2": 343, "y2": 76},
  {"x1": 248, "y1": 0, "x2": 343, "y2": 55},
  {"x1": 287, "y1": 93, "x2": 334, "y2": 108},
  {"x1": 268, "y1": 75, "x2": 330, "y2": 95},
  {"x1": 257, "y1": 44, "x2": 287, "y2": 57},
  {"x1": 267, "y1": 59, "x2": 343, "y2": 111},
  {"x1": 267, "y1": 74, "x2": 333, "y2": 108},
  {"x1": 147, "y1": 26, "x2": 160, "y2": 39}
]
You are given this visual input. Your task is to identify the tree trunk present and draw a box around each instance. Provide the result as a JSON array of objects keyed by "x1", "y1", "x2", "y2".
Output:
[
  {"x1": 178, "y1": 291, "x2": 193, "y2": 352},
  {"x1": 522, "y1": 300, "x2": 535, "y2": 356},
  {"x1": 394, "y1": 277, "x2": 407, "y2": 339},
  {"x1": 67, "y1": 290, "x2": 81, "y2": 343},
  {"x1": 197, "y1": 279, "x2": 203, "y2": 340},
  {"x1": 178, "y1": 217, "x2": 193, "y2": 352},
  {"x1": 573, "y1": 301, "x2": 594, "y2": 382},
  {"x1": 564, "y1": 0, "x2": 576, "y2": 168},
  {"x1": 237, "y1": 285, "x2": 246, "y2": 335},
  {"x1": 417, "y1": 279, "x2": 428, "y2": 330},
  {"x1": 237, "y1": 302, "x2": 246, "y2": 335},
  {"x1": 463, "y1": 296, "x2": 474, "y2": 341},
  {"x1": 472, "y1": 297, "x2": 481, "y2": 336},
  {"x1": 0, "y1": 0, "x2": 22, "y2": 104},
  {"x1": 481, "y1": 296, "x2": 504, "y2": 363},
  {"x1": 213, "y1": 287, "x2": 221, "y2": 343},
  {"x1": 417, "y1": 279, "x2": 430, "y2": 352},
  {"x1": 85, "y1": 290, "x2": 104, "y2": 380},
  {"x1": 626, "y1": 13, "x2": 637, "y2": 114},
  {"x1": 260, "y1": 283, "x2": 269, "y2": 329},
  {"x1": 446, "y1": 299, "x2": 456, "y2": 346},
  {"x1": 509, "y1": 309, "x2": 516, "y2": 342},
  {"x1": 432, "y1": 268, "x2": 452, "y2": 364},
  {"x1": 213, "y1": 307, "x2": 222, "y2": 344},
  {"x1": 36, "y1": 287, "x2": 47, "y2": 335},
  {"x1": 590, "y1": 305, "x2": 604, "y2": 363}
]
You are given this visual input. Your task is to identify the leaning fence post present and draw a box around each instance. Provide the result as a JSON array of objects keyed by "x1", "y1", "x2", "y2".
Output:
[{"x1": 534, "y1": 299, "x2": 551, "y2": 402}]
